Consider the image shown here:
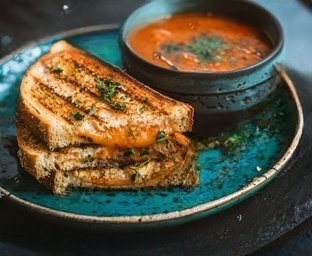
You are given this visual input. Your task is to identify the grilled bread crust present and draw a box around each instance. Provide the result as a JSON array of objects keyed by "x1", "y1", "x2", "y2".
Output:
[
  {"x1": 17, "y1": 121, "x2": 198, "y2": 194},
  {"x1": 20, "y1": 41, "x2": 194, "y2": 150}
]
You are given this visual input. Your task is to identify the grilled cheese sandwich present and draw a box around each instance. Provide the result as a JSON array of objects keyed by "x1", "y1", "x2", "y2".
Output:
[
  {"x1": 20, "y1": 41, "x2": 194, "y2": 150},
  {"x1": 16, "y1": 41, "x2": 198, "y2": 194}
]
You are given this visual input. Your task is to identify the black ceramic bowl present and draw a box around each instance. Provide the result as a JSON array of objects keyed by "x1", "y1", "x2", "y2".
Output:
[{"x1": 119, "y1": 0, "x2": 284, "y2": 134}]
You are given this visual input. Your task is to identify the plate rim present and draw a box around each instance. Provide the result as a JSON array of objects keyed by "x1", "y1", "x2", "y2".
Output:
[{"x1": 0, "y1": 24, "x2": 304, "y2": 227}]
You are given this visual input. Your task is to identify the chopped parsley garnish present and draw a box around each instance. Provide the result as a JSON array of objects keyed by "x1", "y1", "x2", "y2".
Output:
[
  {"x1": 156, "y1": 131, "x2": 168, "y2": 144},
  {"x1": 52, "y1": 65, "x2": 63, "y2": 73},
  {"x1": 89, "y1": 104, "x2": 96, "y2": 113},
  {"x1": 185, "y1": 35, "x2": 226, "y2": 62},
  {"x1": 139, "y1": 147, "x2": 150, "y2": 157},
  {"x1": 74, "y1": 99, "x2": 82, "y2": 105},
  {"x1": 128, "y1": 127, "x2": 135, "y2": 138},
  {"x1": 161, "y1": 42, "x2": 185, "y2": 54},
  {"x1": 161, "y1": 35, "x2": 228, "y2": 63},
  {"x1": 139, "y1": 104, "x2": 149, "y2": 113},
  {"x1": 95, "y1": 76, "x2": 126, "y2": 110},
  {"x1": 109, "y1": 101, "x2": 126, "y2": 111},
  {"x1": 70, "y1": 111, "x2": 85, "y2": 121}
]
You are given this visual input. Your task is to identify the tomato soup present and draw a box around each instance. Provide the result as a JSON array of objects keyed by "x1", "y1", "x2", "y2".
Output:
[{"x1": 128, "y1": 13, "x2": 273, "y2": 72}]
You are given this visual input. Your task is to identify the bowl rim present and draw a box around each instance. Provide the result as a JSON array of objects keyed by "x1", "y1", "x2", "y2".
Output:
[{"x1": 120, "y1": 0, "x2": 284, "y2": 76}]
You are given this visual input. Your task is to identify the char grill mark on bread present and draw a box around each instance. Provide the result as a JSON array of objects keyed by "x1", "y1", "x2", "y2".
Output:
[
  {"x1": 16, "y1": 40, "x2": 198, "y2": 194},
  {"x1": 20, "y1": 41, "x2": 194, "y2": 150},
  {"x1": 41, "y1": 53, "x2": 161, "y2": 113}
]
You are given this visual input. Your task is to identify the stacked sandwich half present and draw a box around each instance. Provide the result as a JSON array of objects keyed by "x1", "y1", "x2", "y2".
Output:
[{"x1": 16, "y1": 41, "x2": 198, "y2": 194}]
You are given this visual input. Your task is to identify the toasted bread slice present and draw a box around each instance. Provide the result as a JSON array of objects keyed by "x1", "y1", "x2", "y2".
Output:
[
  {"x1": 37, "y1": 155, "x2": 197, "y2": 195},
  {"x1": 19, "y1": 151, "x2": 198, "y2": 195},
  {"x1": 17, "y1": 122, "x2": 198, "y2": 194},
  {"x1": 20, "y1": 41, "x2": 194, "y2": 150}
]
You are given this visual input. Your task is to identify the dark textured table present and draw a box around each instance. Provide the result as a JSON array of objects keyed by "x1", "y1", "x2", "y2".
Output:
[{"x1": 1, "y1": 0, "x2": 312, "y2": 255}]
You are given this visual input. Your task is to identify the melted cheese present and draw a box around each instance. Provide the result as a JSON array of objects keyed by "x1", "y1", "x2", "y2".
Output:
[{"x1": 77, "y1": 125, "x2": 160, "y2": 148}]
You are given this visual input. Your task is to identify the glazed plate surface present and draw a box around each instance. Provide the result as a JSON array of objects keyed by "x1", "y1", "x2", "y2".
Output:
[{"x1": 0, "y1": 25, "x2": 303, "y2": 228}]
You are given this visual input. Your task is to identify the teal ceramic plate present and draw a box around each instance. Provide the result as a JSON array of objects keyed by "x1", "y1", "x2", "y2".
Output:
[{"x1": 0, "y1": 25, "x2": 303, "y2": 229}]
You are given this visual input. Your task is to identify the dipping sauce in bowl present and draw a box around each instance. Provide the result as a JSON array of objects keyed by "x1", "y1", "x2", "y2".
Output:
[{"x1": 128, "y1": 13, "x2": 273, "y2": 72}]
